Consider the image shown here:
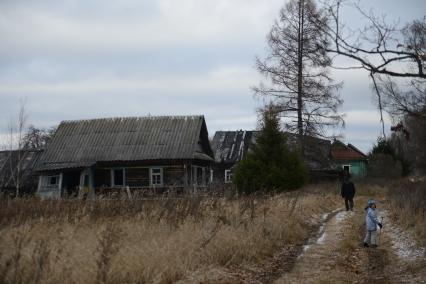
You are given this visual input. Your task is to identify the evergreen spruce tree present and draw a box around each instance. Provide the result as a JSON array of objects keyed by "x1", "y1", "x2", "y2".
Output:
[{"x1": 233, "y1": 108, "x2": 307, "y2": 194}]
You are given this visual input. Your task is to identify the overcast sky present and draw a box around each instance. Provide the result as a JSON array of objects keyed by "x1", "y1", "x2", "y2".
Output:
[{"x1": 0, "y1": 0, "x2": 425, "y2": 152}]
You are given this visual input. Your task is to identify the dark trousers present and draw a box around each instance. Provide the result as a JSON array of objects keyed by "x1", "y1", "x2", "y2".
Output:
[{"x1": 344, "y1": 197, "x2": 354, "y2": 211}]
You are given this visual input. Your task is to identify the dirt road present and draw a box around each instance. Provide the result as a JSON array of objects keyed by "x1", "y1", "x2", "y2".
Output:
[{"x1": 271, "y1": 207, "x2": 426, "y2": 283}]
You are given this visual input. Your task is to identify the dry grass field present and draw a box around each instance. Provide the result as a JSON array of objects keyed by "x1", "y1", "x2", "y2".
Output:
[{"x1": 0, "y1": 184, "x2": 341, "y2": 284}]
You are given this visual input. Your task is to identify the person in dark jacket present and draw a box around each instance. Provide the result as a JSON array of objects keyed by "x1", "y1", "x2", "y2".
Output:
[{"x1": 341, "y1": 175, "x2": 355, "y2": 211}]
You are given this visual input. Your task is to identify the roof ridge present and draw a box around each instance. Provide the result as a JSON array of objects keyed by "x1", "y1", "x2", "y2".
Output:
[
  {"x1": 60, "y1": 115, "x2": 204, "y2": 124},
  {"x1": 0, "y1": 149, "x2": 44, "y2": 154}
]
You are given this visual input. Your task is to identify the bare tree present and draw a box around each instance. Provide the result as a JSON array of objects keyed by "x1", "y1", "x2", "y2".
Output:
[
  {"x1": 254, "y1": 0, "x2": 344, "y2": 152},
  {"x1": 375, "y1": 77, "x2": 426, "y2": 119},
  {"x1": 321, "y1": 1, "x2": 425, "y2": 115},
  {"x1": 23, "y1": 125, "x2": 56, "y2": 149},
  {"x1": 7, "y1": 99, "x2": 28, "y2": 197},
  {"x1": 319, "y1": 1, "x2": 425, "y2": 147},
  {"x1": 322, "y1": 1, "x2": 425, "y2": 79}
]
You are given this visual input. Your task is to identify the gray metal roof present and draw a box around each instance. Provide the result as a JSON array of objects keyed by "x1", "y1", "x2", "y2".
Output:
[
  {"x1": 36, "y1": 115, "x2": 214, "y2": 171},
  {"x1": 211, "y1": 130, "x2": 334, "y2": 170},
  {"x1": 211, "y1": 131, "x2": 259, "y2": 163}
]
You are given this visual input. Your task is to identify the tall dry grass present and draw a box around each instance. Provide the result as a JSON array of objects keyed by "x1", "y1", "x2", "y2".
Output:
[
  {"x1": 0, "y1": 183, "x2": 341, "y2": 284},
  {"x1": 387, "y1": 179, "x2": 426, "y2": 245}
]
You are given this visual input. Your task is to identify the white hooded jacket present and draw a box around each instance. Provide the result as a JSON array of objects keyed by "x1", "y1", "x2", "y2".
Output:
[{"x1": 366, "y1": 207, "x2": 379, "y2": 231}]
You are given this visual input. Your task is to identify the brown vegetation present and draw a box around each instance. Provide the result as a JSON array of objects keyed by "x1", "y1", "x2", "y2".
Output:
[
  {"x1": 0, "y1": 184, "x2": 341, "y2": 284},
  {"x1": 387, "y1": 179, "x2": 426, "y2": 245}
]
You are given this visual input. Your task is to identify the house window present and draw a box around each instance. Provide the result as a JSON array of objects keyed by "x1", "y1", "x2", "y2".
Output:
[
  {"x1": 343, "y1": 165, "x2": 351, "y2": 175},
  {"x1": 225, "y1": 170, "x2": 233, "y2": 183},
  {"x1": 150, "y1": 167, "x2": 163, "y2": 186},
  {"x1": 111, "y1": 168, "x2": 125, "y2": 187},
  {"x1": 192, "y1": 166, "x2": 206, "y2": 186},
  {"x1": 47, "y1": 175, "x2": 59, "y2": 186},
  {"x1": 83, "y1": 174, "x2": 89, "y2": 187}
]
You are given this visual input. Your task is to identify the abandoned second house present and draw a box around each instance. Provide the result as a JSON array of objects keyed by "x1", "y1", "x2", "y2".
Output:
[{"x1": 35, "y1": 115, "x2": 215, "y2": 198}]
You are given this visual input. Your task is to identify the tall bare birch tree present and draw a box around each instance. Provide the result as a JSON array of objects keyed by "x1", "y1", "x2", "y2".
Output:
[
  {"x1": 7, "y1": 99, "x2": 28, "y2": 197},
  {"x1": 254, "y1": 0, "x2": 343, "y2": 152}
]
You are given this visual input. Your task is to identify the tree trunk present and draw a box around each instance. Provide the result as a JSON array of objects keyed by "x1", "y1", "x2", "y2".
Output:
[{"x1": 297, "y1": 0, "x2": 305, "y2": 153}]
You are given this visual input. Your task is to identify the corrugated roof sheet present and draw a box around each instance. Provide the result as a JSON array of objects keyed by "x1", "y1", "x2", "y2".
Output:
[
  {"x1": 36, "y1": 115, "x2": 213, "y2": 171},
  {"x1": 211, "y1": 131, "x2": 259, "y2": 163}
]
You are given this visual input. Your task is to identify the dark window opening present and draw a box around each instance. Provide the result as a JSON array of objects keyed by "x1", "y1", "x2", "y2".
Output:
[
  {"x1": 48, "y1": 176, "x2": 58, "y2": 185},
  {"x1": 83, "y1": 174, "x2": 89, "y2": 187},
  {"x1": 343, "y1": 165, "x2": 350, "y2": 175},
  {"x1": 113, "y1": 169, "x2": 125, "y2": 187}
]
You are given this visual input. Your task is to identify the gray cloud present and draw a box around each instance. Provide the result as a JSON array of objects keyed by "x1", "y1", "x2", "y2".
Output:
[{"x1": 0, "y1": 0, "x2": 425, "y2": 152}]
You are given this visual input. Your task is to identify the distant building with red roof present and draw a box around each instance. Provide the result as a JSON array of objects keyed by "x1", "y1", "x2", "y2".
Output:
[{"x1": 331, "y1": 140, "x2": 368, "y2": 178}]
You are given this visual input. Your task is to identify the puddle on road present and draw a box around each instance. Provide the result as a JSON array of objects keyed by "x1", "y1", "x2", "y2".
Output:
[
  {"x1": 300, "y1": 209, "x2": 352, "y2": 256},
  {"x1": 299, "y1": 208, "x2": 344, "y2": 256}
]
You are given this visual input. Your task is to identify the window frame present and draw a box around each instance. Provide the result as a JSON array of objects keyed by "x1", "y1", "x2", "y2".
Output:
[
  {"x1": 46, "y1": 175, "x2": 60, "y2": 187},
  {"x1": 111, "y1": 168, "x2": 126, "y2": 187},
  {"x1": 224, "y1": 169, "x2": 233, "y2": 183},
  {"x1": 191, "y1": 165, "x2": 206, "y2": 186},
  {"x1": 150, "y1": 167, "x2": 163, "y2": 187},
  {"x1": 342, "y1": 165, "x2": 351, "y2": 174}
]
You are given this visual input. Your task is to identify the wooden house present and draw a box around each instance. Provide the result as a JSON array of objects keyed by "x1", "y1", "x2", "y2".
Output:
[
  {"x1": 211, "y1": 130, "x2": 335, "y2": 183},
  {"x1": 331, "y1": 140, "x2": 368, "y2": 178},
  {"x1": 35, "y1": 116, "x2": 214, "y2": 198}
]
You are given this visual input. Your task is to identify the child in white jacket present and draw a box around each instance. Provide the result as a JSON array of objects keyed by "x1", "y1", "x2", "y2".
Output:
[{"x1": 364, "y1": 199, "x2": 383, "y2": 248}]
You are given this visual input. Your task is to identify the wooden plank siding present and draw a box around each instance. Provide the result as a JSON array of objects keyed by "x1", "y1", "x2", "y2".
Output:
[
  {"x1": 164, "y1": 165, "x2": 185, "y2": 185},
  {"x1": 126, "y1": 167, "x2": 149, "y2": 187},
  {"x1": 94, "y1": 165, "x2": 187, "y2": 188}
]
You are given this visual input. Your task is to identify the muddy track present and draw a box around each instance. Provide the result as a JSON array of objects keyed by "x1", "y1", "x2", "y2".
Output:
[
  {"x1": 353, "y1": 221, "x2": 391, "y2": 284},
  {"x1": 253, "y1": 209, "x2": 344, "y2": 284},
  {"x1": 234, "y1": 205, "x2": 425, "y2": 283},
  {"x1": 362, "y1": 248, "x2": 390, "y2": 283}
]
